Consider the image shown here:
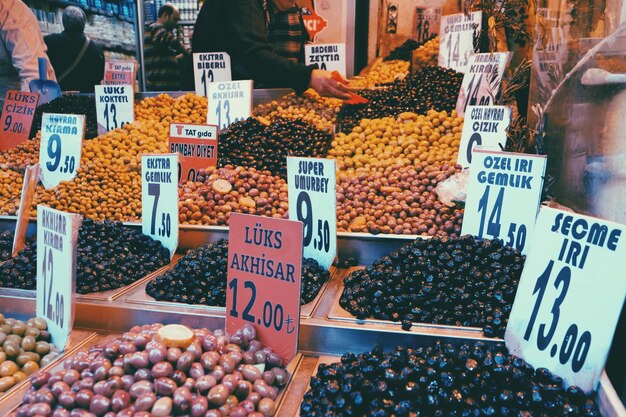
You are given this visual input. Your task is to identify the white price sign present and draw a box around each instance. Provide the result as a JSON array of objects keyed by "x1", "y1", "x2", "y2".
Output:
[
  {"x1": 95, "y1": 85, "x2": 134, "y2": 135},
  {"x1": 193, "y1": 52, "x2": 232, "y2": 97},
  {"x1": 438, "y1": 11, "x2": 482, "y2": 72},
  {"x1": 287, "y1": 157, "x2": 336, "y2": 269},
  {"x1": 304, "y1": 43, "x2": 346, "y2": 74},
  {"x1": 455, "y1": 52, "x2": 511, "y2": 116},
  {"x1": 414, "y1": 7, "x2": 441, "y2": 44},
  {"x1": 457, "y1": 105, "x2": 512, "y2": 168},
  {"x1": 142, "y1": 154, "x2": 179, "y2": 258},
  {"x1": 207, "y1": 80, "x2": 253, "y2": 131},
  {"x1": 462, "y1": 149, "x2": 546, "y2": 254},
  {"x1": 37, "y1": 206, "x2": 81, "y2": 349},
  {"x1": 505, "y1": 207, "x2": 626, "y2": 393},
  {"x1": 39, "y1": 113, "x2": 85, "y2": 189}
]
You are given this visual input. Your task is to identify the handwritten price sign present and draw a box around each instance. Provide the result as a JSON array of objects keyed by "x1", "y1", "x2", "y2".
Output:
[{"x1": 0, "y1": 90, "x2": 39, "y2": 150}]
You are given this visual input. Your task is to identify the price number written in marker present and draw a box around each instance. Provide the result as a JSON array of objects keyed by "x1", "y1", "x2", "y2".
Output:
[
  {"x1": 462, "y1": 149, "x2": 546, "y2": 254},
  {"x1": 287, "y1": 157, "x2": 336, "y2": 269},
  {"x1": 39, "y1": 113, "x2": 85, "y2": 189},
  {"x1": 95, "y1": 85, "x2": 134, "y2": 135},
  {"x1": 414, "y1": 7, "x2": 441, "y2": 44},
  {"x1": 0, "y1": 90, "x2": 39, "y2": 150},
  {"x1": 226, "y1": 213, "x2": 303, "y2": 363},
  {"x1": 142, "y1": 154, "x2": 179, "y2": 258},
  {"x1": 505, "y1": 207, "x2": 626, "y2": 393},
  {"x1": 304, "y1": 43, "x2": 346, "y2": 75},
  {"x1": 193, "y1": 52, "x2": 232, "y2": 97},
  {"x1": 37, "y1": 206, "x2": 81, "y2": 349},
  {"x1": 207, "y1": 80, "x2": 253, "y2": 131},
  {"x1": 438, "y1": 11, "x2": 482, "y2": 71},
  {"x1": 457, "y1": 106, "x2": 511, "y2": 168},
  {"x1": 455, "y1": 52, "x2": 511, "y2": 116}
]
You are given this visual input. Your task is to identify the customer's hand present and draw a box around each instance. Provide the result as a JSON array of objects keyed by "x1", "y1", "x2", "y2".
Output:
[{"x1": 309, "y1": 69, "x2": 351, "y2": 99}]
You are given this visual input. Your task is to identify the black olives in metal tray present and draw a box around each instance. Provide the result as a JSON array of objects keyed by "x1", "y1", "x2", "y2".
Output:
[
  {"x1": 339, "y1": 65, "x2": 464, "y2": 134},
  {"x1": 0, "y1": 219, "x2": 170, "y2": 293},
  {"x1": 300, "y1": 341, "x2": 601, "y2": 417},
  {"x1": 217, "y1": 117, "x2": 333, "y2": 179},
  {"x1": 339, "y1": 235, "x2": 525, "y2": 337},
  {"x1": 146, "y1": 239, "x2": 330, "y2": 307}
]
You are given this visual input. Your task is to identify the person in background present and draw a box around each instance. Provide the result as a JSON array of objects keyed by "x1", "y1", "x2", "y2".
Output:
[
  {"x1": 190, "y1": 0, "x2": 349, "y2": 98},
  {"x1": 0, "y1": 0, "x2": 56, "y2": 110},
  {"x1": 44, "y1": 6, "x2": 105, "y2": 93},
  {"x1": 144, "y1": 3, "x2": 188, "y2": 91}
]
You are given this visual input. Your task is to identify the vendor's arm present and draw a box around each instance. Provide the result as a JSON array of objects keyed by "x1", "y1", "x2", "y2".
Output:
[{"x1": 1, "y1": 10, "x2": 56, "y2": 90}]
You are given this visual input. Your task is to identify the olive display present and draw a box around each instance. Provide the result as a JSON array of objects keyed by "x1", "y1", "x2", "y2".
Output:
[
  {"x1": 15, "y1": 323, "x2": 287, "y2": 417},
  {"x1": 0, "y1": 133, "x2": 40, "y2": 170},
  {"x1": 348, "y1": 60, "x2": 411, "y2": 89},
  {"x1": 0, "y1": 314, "x2": 60, "y2": 395},
  {"x1": 412, "y1": 37, "x2": 440, "y2": 73},
  {"x1": 146, "y1": 240, "x2": 330, "y2": 306},
  {"x1": 217, "y1": 117, "x2": 333, "y2": 178},
  {"x1": 179, "y1": 165, "x2": 289, "y2": 226},
  {"x1": 384, "y1": 36, "x2": 435, "y2": 62},
  {"x1": 0, "y1": 230, "x2": 15, "y2": 261},
  {"x1": 300, "y1": 341, "x2": 601, "y2": 417},
  {"x1": 0, "y1": 219, "x2": 170, "y2": 293},
  {"x1": 339, "y1": 235, "x2": 524, "y2": 337},
  {"x1": 253, "y1": 89, "x2": 342, "y2": 132},
  {"x1": 0, "y1": 168, "x2": 24, "y2": 216},
  {"x1": 30, "y1": 95, "x2": 99, "y2": 139},
  {"x1": 340, "y1": 66, "x2": 464, "y2": 134},
  {"x1": 336, "y1": 163, "x2": 463, "y2": 235}
]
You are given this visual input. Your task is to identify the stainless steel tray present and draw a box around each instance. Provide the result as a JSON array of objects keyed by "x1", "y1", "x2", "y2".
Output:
[
  {"x1": 121, "y1": 261, "x2": 337, "y2": 319},
  {"x1": 326, "y1": 266, "x2": 487, "y2": 337}
]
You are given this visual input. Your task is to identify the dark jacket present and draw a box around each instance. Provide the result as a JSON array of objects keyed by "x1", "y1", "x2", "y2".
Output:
[
  {"x1": 190, "y1": 0, "x2": 314, "y2": 93},
  {"x1": 44, "y1": 32, "x2": 104, "y2": 93}
]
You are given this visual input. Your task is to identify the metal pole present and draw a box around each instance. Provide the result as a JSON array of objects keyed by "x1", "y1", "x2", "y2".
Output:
[{"x1": 135, "y1": 0, "x2": 147, "y2": 91}]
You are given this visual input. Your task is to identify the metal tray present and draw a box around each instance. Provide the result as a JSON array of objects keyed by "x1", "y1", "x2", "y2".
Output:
[
  {"x1": 326, "y1": 266, "x2": 488, "y2": 337},
  {"x1": 0, "y1": 328, "x2": 98, "y2": 415},
  {"x1": 121, "y1": 261, "x2": 338, "y2": 319}
]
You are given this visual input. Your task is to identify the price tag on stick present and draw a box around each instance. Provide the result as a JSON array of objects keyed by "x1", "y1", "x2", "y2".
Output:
[
  {"x1": 39, "y1": 113, "x2": 85, "y2": 189},
  {"x1": 457, "y1": 105, "x2": 512, "y2": 168},
  {"x1": 12, "y1": 164, "x2": 40, "y2": 257},
  {"x1": 413, "y1": 7, "x2": 441, "y2": 44},
  {"x1": 462, "y1": 149, "x2": 546, "y2": 254},
  {"x1": 287, "y1": 157, "x2": 337, "y2": 269},
  {"x1": 455, "y1": 52, "x2": 512, "y2": 116},
  {"x1": 505, "y1": 207, "x2": 626, "y2": 393},
  {"x1": 95, "y1": 85, "x2": 134, "y2": 135},
  {"x1": 304, "y1": 43, "x2": 346, "y2": 74},
  {"x1": 142, "y1": 154, "x2": 179, "y2": 259},
  {"x1": 36, "y1": 205, "x2": 82, "y2": 349},
  {"x1": 0, "y1": 90, "x2": 39, "y2": 150},
  {"x1": 169, "y1": 123, "x2": 218, "y2": 184},
  {"x1": 207, "y1": 80, "x2": 253, "y2": 131},
  {"x1": 226, "y1": 213, "x2": 303, "y2": 363},
  {"x1": 193, "y1": 52, "x2": 232, "y2": 97},
  {"x1": 103, "y1": 60, "x2": 136, "y2": 85},
  {"x1": 438, "y1": 11, "x2": 482, "y2": 71}
]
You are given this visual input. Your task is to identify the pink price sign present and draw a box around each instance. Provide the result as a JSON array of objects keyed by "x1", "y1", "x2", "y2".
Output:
[
  {"x1": 226, "y1": 213, "x2": 303, "y2": 363},
  {"x1": 0, "y1": 90, "x2": 39, "y2": 150},
  {"x1": 103, "y1": 61, "x2": 135, "y2": 85}
]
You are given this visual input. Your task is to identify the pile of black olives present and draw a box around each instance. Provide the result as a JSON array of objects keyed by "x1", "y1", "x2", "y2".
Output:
[
  {"x1": 30, "y1": 95, "x2": 99, "y2": 139},
  {"x1": 0, "y1": 230, "x2": 15, "y2": 261},
  {"x1": 339, "y1": 66, "x2": 464, "y2": 133},
  {"x1": 146, "y1": 240, "x2": 330, "y2": 306},
  {"x1": 218, "y1": 117, "x2": 333, "y2": 178},
  {"x1": 384, "y1": 36, "x2": 434, "y2": 62},
  {"x1": 300, "y1": 341, "x2": 601, "y2": 417},
  {"x1": 339, "y1": 235, "x2": 525, "y2": 337},
  {"x1": 0, "y1": 219, "x2": 170, "y2": 293}
]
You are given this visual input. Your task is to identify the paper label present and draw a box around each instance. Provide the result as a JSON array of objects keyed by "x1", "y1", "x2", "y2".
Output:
[
  {"x1": 457, "y1": 105, "x2": 512, "y2": 168},
  {"x1": 169, "y1": 123, "x2": 218, "y2": 184},
  {"x1": 103, "y1": 60, "x2": 136, "y2": 85},
  {"x1": 95, "y1": 85, "x2": 134, "y2": 135},
  {"x1": 438, "y1": 11, "x2": 482, "y2": 72},
  {"x1": 39, "y1": 113, "x2": 85, "y2": 189},
  {"x1": 207, "y1": 80, "x2": 253, "y2": 131},
  {"x1": 305, "y1": 43, "x2": 346, "y2": 74},
  {"x1": 0, "y1": 90, "x2": 39, "y2": 150},
  {"x1": 193, "y1": 52, "x2": 232, "y2": 97}
]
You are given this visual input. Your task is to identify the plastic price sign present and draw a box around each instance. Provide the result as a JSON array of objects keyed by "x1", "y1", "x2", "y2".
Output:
[
  {"x1": 95, "y1": 85, "x2": 134, "y2": 135},
  {"x1": 141, "y1": 154, "x2": 179, "y2": 258},
  {"x1": 457, "y1": 105, "x2": 512, "y2": 168},
  {"x1": 226, "y1": 213, "x2": 303, "y2": 363},
  {"x1": 207, "y1": 80, "x2": 253, "y2": 131},
  {"x1": 304, "y1": 43, "x2": 346, "y2": 74},
  {"x1": 37, "y1": 205, "x2": 82, "y2": 349},
  {"x1": 438, "y1": 11, "x2": 482, "y2": 72},
  {"x1": 462, "y1": 149, "x2": 546, "y2": 254},
  {"x1": 0, "y1": 90, "x2": 39, "y2": 150},
  {"x1": 39, "y1": 113, "x2": 85, "y2": 189},
  {"x1": 103, "y1": 60, "x2": 136, "y2": 85},
  {"x1": 169, "y1": 123, "x2": 218, "y2": 184},
  {"x1": 193, "y1": 52, "x2": 232, "y2": 97},
  {"x1": 287, "y1": 157, "x2": 336, "y2": 269},
  {"x1": 455, "y1": 52, "x2": 512, "y2": 116},
  {"x1": 505, "y1": 207, "x2": 626, "y2": 393},
  {"x1": 414, "y1": 7, "x2": 441, "y2": 44}
]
